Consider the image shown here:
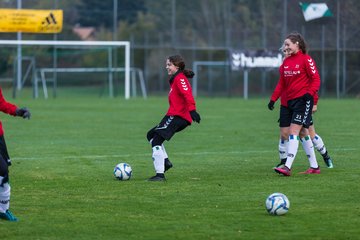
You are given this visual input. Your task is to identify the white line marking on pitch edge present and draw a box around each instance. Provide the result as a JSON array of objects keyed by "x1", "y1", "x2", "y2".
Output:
[{"x1": 12, "y1": 148, "x2": 357, "y2": 161}]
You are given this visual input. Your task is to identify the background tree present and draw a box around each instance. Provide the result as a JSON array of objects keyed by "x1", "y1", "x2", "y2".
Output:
[{"x1": 76, "y1": 0, "x2": 146, "y2": 28}]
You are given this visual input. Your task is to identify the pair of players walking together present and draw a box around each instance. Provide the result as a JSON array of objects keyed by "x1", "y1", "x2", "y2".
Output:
[{"x1": 268, "y1": 32, "x2": 333, "y2": 176}]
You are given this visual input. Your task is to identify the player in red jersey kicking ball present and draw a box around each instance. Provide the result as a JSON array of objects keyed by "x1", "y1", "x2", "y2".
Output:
[{"x1": 146, "y1": 55, "x2": 200, "y2": 181}]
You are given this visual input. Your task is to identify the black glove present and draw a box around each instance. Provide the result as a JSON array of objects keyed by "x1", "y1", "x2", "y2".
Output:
[
  {"x1": 268, "y1": 101, "x2": 275, "y2": 110},
  {"x1": 303, "y1": 93, "x2": 313, "y2": 101},
  {"x1": 190, "y1": 110, "x2": 201, "y2": 123},
  {"x1": 16, "y1": 107, "x2": 31, "y2": 119}
]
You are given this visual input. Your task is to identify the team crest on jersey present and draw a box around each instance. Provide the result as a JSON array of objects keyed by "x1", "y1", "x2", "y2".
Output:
[{"x1": 180, "y1": 79, "x2": 188, "y2": 91}]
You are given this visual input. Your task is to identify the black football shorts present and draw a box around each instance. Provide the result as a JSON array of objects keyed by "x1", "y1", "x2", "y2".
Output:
[
  {"x1": 279, "y1": 105, "x2": 292, "y2": 128},
  {"x1": 287, "y1": 95, "x2": 314, "y2": 128},
  {"x1": 149, "y1": 115, "x2": 189, "y2": 141}
]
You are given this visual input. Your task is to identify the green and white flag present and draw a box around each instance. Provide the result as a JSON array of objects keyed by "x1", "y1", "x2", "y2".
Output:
[{"x1": 299, "y1": 2, "x2": 333, "y2": 22}]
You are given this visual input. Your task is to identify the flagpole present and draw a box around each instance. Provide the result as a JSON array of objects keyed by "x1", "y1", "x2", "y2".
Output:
[
  {"x1": 342, "y1": 24, "x2": 346, "y2": 96},
  {"x1": 282, "y1": 0, "x2": 287, "y2": 38},
  {"x1": 336, "y1": 0, "x2": 340, "y2": 99},
  {"x1": 16, "y1": 0, "x2": 22, "y2": 96},
  {"x1": 321, "y1": 25, "x2": 325, "y2": 96}
]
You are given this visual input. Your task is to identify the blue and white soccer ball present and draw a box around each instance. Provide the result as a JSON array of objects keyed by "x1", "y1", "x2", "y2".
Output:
[
  {"x1": 113, "y1": 163, "x2": 132, "y2": 180},
  {"x1": 265, "y1": 192, "x2": 290, "y2": 216}
]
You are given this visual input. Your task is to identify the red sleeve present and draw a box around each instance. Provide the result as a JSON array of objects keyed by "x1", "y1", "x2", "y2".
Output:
[
  {"x1": 175, "y1": 76, "x2": 196, "y2": 111},
  {"x1": 0, "y1": 89, "x2": 18, "y2": 116},
  {"x1": 270, "y1": 66, "x2": 284, "y2": 102},
  {"x1": 304, "y1": 56, "x2": 321, "y2": 97}
]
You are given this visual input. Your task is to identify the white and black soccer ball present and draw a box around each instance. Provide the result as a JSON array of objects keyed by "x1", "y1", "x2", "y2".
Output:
[
  {"x1": 113, "y1": 163, "x2": 132, "y2": 180},
  {"x1": 265, "y1": 192, "x2": 290, "y2": 216}
]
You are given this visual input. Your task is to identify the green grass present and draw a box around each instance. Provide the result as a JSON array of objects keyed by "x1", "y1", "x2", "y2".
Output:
[{"x1": 1, "y1": 88, "x2": 360, "y2": 239}]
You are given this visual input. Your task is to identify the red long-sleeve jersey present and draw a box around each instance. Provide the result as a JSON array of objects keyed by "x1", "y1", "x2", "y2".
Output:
[
  {"x1": 270, "y1": 66, "x2": 319, "y2": 107},
  {"x1": 166, "y1": 72, "x2": 196, "y2": 124},
  {"x1": 270, "y1": 51, "x2": 320, "y2": 105},
  {"x1": 270, "y1": 66, "x2": 288, "y2": 106},
  {"x1": 0, "y1": 88, "x2": 18, "y2": 136}
]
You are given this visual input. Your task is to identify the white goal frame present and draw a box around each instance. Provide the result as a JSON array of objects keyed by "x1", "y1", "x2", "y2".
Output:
[{"x1": 0, "y1": 40, "x2": 131, "y2": 99}]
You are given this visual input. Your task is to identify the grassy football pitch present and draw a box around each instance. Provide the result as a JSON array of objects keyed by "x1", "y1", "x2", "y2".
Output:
[{"x1": 1, "y1": 89, "x2": 359, "y2": 239}]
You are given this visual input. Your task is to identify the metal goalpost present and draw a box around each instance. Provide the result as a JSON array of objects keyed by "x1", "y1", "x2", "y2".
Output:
[{"x1": 0, "y1": 40, "x2": 131, "y2": 99}]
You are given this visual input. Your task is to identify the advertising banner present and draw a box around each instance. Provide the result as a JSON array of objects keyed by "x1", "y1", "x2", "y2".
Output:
[
  {"x1": 230, "y1": 50, "x2": 283, "y2": 71},
  {"x1": 0, "y1": 9, "x2": 63, "y2": 33}
]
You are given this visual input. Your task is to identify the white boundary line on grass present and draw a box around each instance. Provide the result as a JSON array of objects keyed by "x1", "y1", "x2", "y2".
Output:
[{"x1": 12, "y1": 148, "x2": 358, "y2": 161}]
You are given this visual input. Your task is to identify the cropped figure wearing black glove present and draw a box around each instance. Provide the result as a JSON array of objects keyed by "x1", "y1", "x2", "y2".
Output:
[
  {"x1": 0, "y1": 88, "x2": 31, "y2": 222},
  {"x1": 146, "y1": 55, "x2": 200, "y2": 181},
  {"x1": 267, "y1": 101, "x2": 275, "y2": 111}
]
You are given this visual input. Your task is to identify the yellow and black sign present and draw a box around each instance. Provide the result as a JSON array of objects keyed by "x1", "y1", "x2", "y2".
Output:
[{"x1": 0, "y1": 9, "x2": 63, "y2": 33}]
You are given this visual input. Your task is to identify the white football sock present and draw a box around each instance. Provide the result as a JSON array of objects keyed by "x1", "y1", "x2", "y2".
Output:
[
  {"x1": 152, "y1": 146, "x2": 165, "y2": 174},
  {"x1": 301, "y1": 136, "x2": 319, "y2": 168},
  {"x1": 0, "y1": 182, "x2": 10, "y2": 213},
  {"x1": 161, "y1": 144, "x2": 169, "y2": 159},
  {"x1": 312, "y1": 134, "x2": 327, "y2": 155},
  {"x1": 149, "y1": 139, "x2": 169, "y2": 159},
  {"x1": 279, "y1": 139, "x2": 289, "y2": 160},
  {"x1": 285, "y1": 135, "x2": 299, "y2": 169}
]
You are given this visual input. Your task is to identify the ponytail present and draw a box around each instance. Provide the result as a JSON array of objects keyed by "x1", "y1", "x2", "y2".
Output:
[
  {"x1": 183, "y1": 69, "x2": 195, "y2": 79},
  {"x1": 168, "y1": 55, "x2": 195, "y2": 78}
]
